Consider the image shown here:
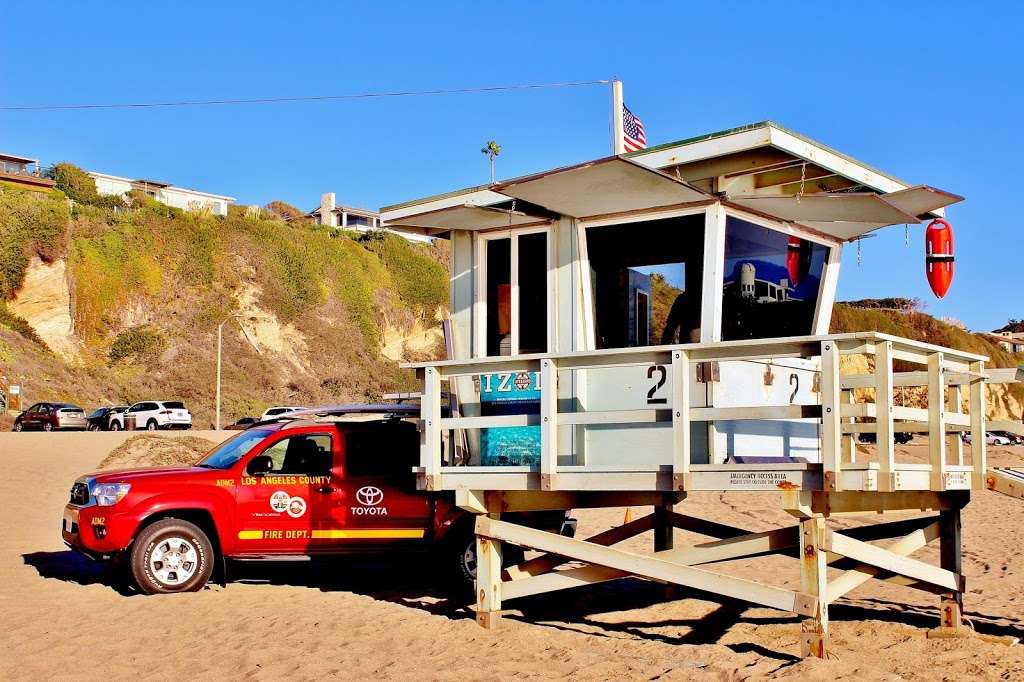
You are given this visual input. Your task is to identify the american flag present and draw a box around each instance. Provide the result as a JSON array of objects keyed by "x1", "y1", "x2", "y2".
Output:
[{"x1": 623, "y1": 105, "x2": 647, "y2": 152}]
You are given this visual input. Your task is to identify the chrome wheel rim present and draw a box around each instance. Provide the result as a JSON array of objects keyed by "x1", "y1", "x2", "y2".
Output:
[
  {"x1": 462, "y1": 542, "x2": 477, "y2": 579},
  {"x1": 149, "y1": 536, "x2": 199, "y2": 586}
]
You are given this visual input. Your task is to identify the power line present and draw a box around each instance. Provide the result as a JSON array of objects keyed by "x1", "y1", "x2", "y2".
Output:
[{"x1": 0, "y1": 79, "x2": 611, "y2": 112}]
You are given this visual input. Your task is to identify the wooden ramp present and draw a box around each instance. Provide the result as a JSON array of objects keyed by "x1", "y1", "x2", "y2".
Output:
[{"x1": 987, "y1": 468, "x2": 1024, "y2": 499}]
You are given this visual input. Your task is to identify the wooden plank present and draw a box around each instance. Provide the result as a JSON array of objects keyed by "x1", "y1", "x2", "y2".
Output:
[
  {"x1": 800, "y1": 517, "x2": 829, "y2": 658},
  {"x1": 691, "y1": 405, "x2": 822, "y2": 421},
  {"x1": 442, "y1": 414, "x2": 540, "y2": 430},
  {"x1": 938, "y1": 508, "x2": 964, "y2": 630},
  {"x1": 986, "y1": 468, "x2": 1024, "y2": 499},
  {"x1": 477, "y1": 516, "x2": 817, "y2": 617},
  {"x1": 929, "y1": 353, "x2": 947, "y2": 490},
  {"x1": 463, "y1": 490, "x2": 679, "y2": 513},
  {"x1": 476, "y1": 518, "x2": 503, "y2": 629},
  {"x1": 671, "y1": 349, "x2": 691, "y2": 490},
  {"x1": 421, "y1": 367, "x2": 442, "y2": 489},
  {"x1": 875, "y1": 341, "x2": 895, "y2": 492},
  {"x1": 540, "y1": 359, "x2": 558, "y2": 490},
  {"x1": 503, "y1": 526, "x2": 798, "y2": 601},
  {"x1": 506, "y1": 513, "x2": 656, "y2": 580},
  {"x1": 822, "y1": 530, "x2": 958, "y2": 591},
  {"x1": 784, "y1": 490, "x2": 968, "y2": 517},
  {"x1": 821, "y1": 341, "x2": 842, "y2": 492},
  {"x1": 827, "y1": 521, "x2": 939, "y2": 602},
  {"x1": 843, "y1": 368, "x2": 1017, "y2": 390},
  {"x1": 841, "y1": 390, "x2": 856, "y2": 464},
  {"x1": 970, "y1": 360, "x2": 987, "y2": 490},
  {"x1": 666, "y1": 510, "x2": 755, "y2": 539}
]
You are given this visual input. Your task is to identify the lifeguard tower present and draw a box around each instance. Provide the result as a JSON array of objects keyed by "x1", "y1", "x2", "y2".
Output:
[{"x1": 380, "y1": 121, "x2": 1023, "y2": 658}]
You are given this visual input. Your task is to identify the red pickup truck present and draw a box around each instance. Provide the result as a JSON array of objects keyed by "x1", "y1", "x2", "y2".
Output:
[{"x1": 62, "y1": 405, "x2": 572, "y2": 594}]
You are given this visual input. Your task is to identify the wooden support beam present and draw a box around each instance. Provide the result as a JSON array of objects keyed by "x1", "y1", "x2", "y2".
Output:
[
  {"x1": 503, "y1": 526, "x2": 799, "y2": 602},
  {"x1": 929, "y1": 353, "x2": 948, "y2": 490},
  {"x1": 820, "y1": 340, "x2": 842, "y2": 491},
  {"x1": 665, "y1": 510, "x2": 756, "y2": 539},
  {"x1": 799, "y1": 517, "x2": 829, "y2": 658},
  {"x1": 783, "y1": 490, "x2": 969, "y2": 517},
  {"x1": 540, "y1": 358, "x2": 558, "y2": 490},
  {"x1": 827, "y1": 521, "x2": 940, "y2": 602},
  {"x1": 947, "y1": 383, "x2": 965, "y2": 466},
  {"x1": 671, "y1": 349, "x2": 690, "y2": 491},
  {"x1": 653, "y1": 502, "x2": 674, "y2": 552},
  {"x1": 420, "y1": 367, "x2": 442, "y2": 490},
  {"x1": 970, "y1": 360, "x2": 987, "y2": 489},
  {"x1": 821, "y1": 530, "x2": 959, "y2": 591},
  {"x1": 476, "y1": 516, "x2": 503, "y2": 629},
  {"x1": 505, "y1": 513, "x2": 656, "y2": 580},
  {"x1": 841, "y1": 389, "x2": 856, "y2": 464},
  {"x1": 875, "y1": 341, "x2": 895, "y2": 492},
  {"x1": 937, "y1": 508, "x2": 964, "y2": 631},
  {"x1": 477, "y1": 516, "x2": 817, "y2": 617}
]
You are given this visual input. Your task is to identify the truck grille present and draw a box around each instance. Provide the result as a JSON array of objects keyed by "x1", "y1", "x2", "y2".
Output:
[{"x1": 69, "y1": 482, "x2": 89, "y2": 505}]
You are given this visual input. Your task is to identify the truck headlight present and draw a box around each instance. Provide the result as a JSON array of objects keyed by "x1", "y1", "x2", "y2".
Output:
[{"x1": 92, "y1": 483, "x2": 131, "y2": 506}]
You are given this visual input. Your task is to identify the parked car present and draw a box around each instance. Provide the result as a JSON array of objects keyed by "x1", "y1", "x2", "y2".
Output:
[
  {"x1": 109, "y1": 401, "x2": 192, "y2": 431},
  {"x1": 62, "y1": 403, "x2": 573, "y2": 594},
  {"x1": 259, "y1": 406, "x2": 308, "y2": 421},
  {"x1": 990, "y1": 430, "x2": 1024, "y2": 445},
  {"x1": 86, "y1": 406, "x2": 130, "y2": 431},
  {"x1": 225, "y1": 416, "x2": 257, "y2": 430},
  {"x1": 14, "y1": 403, "x2": 88, "y2": 431},
  {"x1": 962, "y1": 431, "x2": 1012, "y2": 446}
]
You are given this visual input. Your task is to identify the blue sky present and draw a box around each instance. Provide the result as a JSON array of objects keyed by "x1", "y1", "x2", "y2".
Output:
[{"x1": 2, "y1": 1, "x2": 1021, "y2": 331}]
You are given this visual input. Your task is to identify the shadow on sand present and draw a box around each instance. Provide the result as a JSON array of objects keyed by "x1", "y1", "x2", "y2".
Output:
[{"x1": 24, "y1": 550, "x2": 1024, "y2": 660}]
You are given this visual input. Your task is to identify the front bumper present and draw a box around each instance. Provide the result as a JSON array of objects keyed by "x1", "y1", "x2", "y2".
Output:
[{"x1": 62, "y1": 503, "x2": 133, "y2": 559}]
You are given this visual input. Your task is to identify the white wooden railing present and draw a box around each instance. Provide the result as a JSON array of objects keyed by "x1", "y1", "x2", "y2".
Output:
[{"x1": 409, "y1": 333, "x2": 997, "y2": 493}]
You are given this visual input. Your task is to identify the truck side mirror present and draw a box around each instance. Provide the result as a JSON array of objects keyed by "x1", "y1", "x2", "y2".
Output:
[{"x1": 247, "y1": 455, "x2": 273, "y2": 476}]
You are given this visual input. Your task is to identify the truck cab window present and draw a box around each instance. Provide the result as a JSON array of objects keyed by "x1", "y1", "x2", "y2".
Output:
[
  {"x1": 258, "y1": 435, "x2": 332, "y2": 476},
  {"x1": 345, "y1": 424, "x2": 418, "y2": 477}
]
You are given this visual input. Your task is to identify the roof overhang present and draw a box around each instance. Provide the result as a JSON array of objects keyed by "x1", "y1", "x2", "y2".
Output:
[
  {"x1": 387, "y1": 203, "x2": 553, "y2": 235},
  {"x1": 493, "y1": 156, "x2": 711, "y2": 220}
]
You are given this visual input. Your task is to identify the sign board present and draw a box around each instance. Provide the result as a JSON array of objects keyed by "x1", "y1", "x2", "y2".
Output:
[
  {"x1": 479, "y1": 371, "x2": 541, "y2": 466},
  {"x1": 9, "y1": 385, "x2": 19, "y2": 395}
]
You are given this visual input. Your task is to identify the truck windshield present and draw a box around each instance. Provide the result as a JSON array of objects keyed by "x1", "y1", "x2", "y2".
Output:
[{"x1": 198, "y1": 429, "x2": 273, "y2": 470}]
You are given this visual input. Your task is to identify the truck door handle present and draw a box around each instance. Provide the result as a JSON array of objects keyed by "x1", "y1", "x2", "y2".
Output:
[{"x1": 316, "y1": 486, "x2": 335, "y2": 494}]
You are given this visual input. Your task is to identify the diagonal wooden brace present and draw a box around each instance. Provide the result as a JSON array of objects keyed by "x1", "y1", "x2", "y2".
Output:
[
  {"x1": 822, "y1": 528, "x2": 960, "y2": 593},
  {"x1": 827, "y1": 521, "x2": 941, "y2": 602},
  {"x1": 477, "y1": 516, "x2": 817, "y2": 617}
]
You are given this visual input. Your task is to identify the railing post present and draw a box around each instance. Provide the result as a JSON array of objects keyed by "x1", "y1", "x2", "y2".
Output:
[
  {"x1": 420, "y1": 366, "x2": 442, "y2": 490},
  {"x1": 928, "y1": 352, "x2": 948, "y2": 490},
  {"x1": 671, "y1": 350, "x2": 690, "y2": 492},
  {"x1": 840, "y1": 389, "x2": 856, "y2": 464},
  {"x1": 540, "y1": 358, "x2": 558, "y2": 490},
  {"x1": 970, "y1": 360, "x2": 987, "y2": 490},
  {"x1": 874, "y1": 340, "x2": 895, "y2": 492},
  {"x1": 947, "y1": 382, "x2": 964, "y2": 466},
  {"x1": 820, "y1": 341, "x2": 842, "y2": 492}
]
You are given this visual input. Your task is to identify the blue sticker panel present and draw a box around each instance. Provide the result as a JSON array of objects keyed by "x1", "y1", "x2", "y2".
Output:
[{"x1": 479, "y1": 371, "x2": 541, "y2": 466}]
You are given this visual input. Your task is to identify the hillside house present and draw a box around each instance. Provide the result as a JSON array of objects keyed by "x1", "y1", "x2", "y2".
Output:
[
  {"x1": 312, "y1": 192, "x2": 430, "y2": 242},
  {"x1": 0, "y1": 152, "x2": 55, "y2": 192},
  {"x1": 88, "y1": 170, "x2": 234, "y2": 216},
  {"x1": 991, "y1": 330, "x2": 1024, "y2": 353}
]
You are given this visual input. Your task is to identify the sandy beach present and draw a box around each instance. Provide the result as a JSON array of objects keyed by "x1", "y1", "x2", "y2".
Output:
[{"x1": 2, "y1": 432, "x2": 1023, "y2": 680}]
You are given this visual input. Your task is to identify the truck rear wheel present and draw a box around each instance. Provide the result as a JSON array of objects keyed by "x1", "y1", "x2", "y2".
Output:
[
  {"x1": 130, "y1": 518, "x2": 214, "y2": 594},
  {"x1": 447, "y1": 528, "x2": 525, "y2": 593}
]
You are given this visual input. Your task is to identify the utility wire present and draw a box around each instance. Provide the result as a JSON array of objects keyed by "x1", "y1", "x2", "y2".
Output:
[{"x1": 0, "y1": 79, "x2": 611, "y2": 112}]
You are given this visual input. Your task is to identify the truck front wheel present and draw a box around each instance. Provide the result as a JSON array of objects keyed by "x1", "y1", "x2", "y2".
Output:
[{"x1": 130, "y1": 518, "x2": 214, "y2": 594}]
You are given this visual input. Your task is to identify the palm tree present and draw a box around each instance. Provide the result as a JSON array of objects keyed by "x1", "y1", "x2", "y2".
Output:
[{"x1": 481, "y1": 140, "x2": 501, "y2": 184}]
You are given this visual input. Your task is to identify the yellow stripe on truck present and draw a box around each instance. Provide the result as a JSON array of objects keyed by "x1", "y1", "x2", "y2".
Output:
[
  {"x1": 311, "y1": 529, "x2": 425, "y2": 539},
  {"x1": 237, "y1": 529, "x2": 425, "y2": 540}
]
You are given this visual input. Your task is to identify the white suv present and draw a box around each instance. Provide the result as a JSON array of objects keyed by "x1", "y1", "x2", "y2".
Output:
[
  {"x1": 259, "y1": 406, "x2": 308, "y2": 421},
  {"x1": 110, "y1": 401, "x2": 192, "y2": 431}
]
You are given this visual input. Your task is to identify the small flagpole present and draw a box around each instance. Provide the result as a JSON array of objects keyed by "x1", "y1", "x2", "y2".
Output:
[{"x1": 611, "y1": 79, "x2": 625, "y2": 155}]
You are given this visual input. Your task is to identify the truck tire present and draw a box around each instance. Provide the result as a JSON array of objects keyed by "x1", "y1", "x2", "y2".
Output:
[
  {"x1": 130, "y1": 518, "x2": 214, "y2": 594},
  {"x1": 446, "y1": 527, "x2": 525, "y2": 593}
]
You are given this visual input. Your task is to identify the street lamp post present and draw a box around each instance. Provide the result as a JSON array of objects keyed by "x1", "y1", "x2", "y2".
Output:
[{"x1": 215, "y1": 314, "x2": 262, "y2": 430}]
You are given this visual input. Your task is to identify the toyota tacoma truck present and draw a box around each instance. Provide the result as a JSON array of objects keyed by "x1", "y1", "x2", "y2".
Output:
[{"x1": 62, "y1": 404, "x2": 573, "y2": 594}]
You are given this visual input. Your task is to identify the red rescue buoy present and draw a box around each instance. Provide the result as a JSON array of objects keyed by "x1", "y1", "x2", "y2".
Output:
[
  {"x1": 786, "y1": 236, "x2": 812, "y2": 286},
  {"x1": 925, "y1": 218, "x2": 954, "y2": 298}
]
